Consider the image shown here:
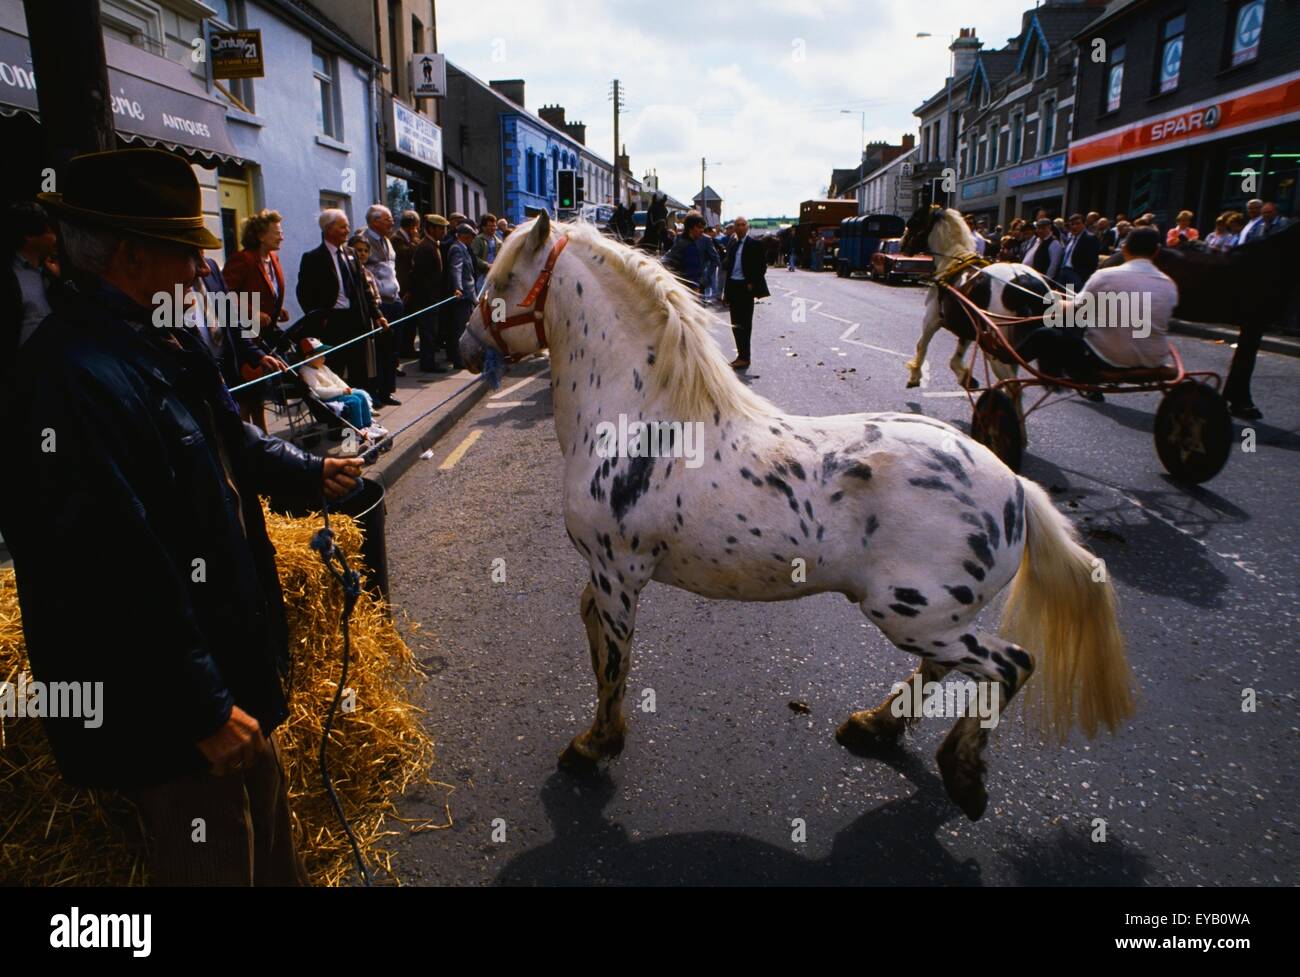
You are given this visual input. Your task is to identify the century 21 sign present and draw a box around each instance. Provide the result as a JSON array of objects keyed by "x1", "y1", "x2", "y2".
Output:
[{"x1": 211, "y1": 29, "x2": 264, "y2": 80}]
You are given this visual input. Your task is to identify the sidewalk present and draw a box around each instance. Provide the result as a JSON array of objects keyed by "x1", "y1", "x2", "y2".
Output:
[
  {"x1": 1169, "y1": 318, "x2": 1300, "y2": 358},
  {"x1": 264, "y1": 355, "x2": 490, "y2": 488}
]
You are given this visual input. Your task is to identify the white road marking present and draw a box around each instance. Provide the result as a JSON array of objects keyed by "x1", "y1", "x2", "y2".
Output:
[
  {"x1": 921, "y1": 391, "x2": 971, "y2": 398},
  {"x1": 486, "y1": 401, "x2": 526, "y2": 407},
  {"x1": 490, "y1": 372, "x2": 546, "y2": 400},
  {"x1": 439, "y1": 429, "x2": 482, "y2": 470},
  {"x1": 815, "y1": 310, "x2": 853, "y2": 324}
]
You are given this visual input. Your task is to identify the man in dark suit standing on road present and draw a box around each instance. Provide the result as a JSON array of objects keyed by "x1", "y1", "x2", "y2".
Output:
[
  {"x1": 722, "y1": 216, "x2": 769, "y2": 370},
  {"x1": 295, "y1": 209, "x2": 382, "y2": 387}
]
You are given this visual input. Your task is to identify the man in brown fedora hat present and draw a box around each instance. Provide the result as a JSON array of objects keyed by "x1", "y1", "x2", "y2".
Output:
[{"x1": 2, "y1": 148, "x2": 364, "y2": 885}]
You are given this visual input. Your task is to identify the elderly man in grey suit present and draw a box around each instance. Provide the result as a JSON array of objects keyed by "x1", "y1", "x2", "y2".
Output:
[{"x1": 441, "y1": 222, "x2": 476, "y2": 370}]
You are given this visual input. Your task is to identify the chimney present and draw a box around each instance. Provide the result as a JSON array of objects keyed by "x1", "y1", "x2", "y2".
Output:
[
  {"x1": 490, "y1": 79, "x2": 526, "y2": 108},
  {"x1": 950, "y1": 28, "x2": 982, "y2": 80},
  {"x1": 564, "y1": 122, "x2": 586, "y2": 146},
  {"x1": 538, "y1": 103, "x2": 566, "y2": 128},
  {"x1": 902, "y1": 133, "x2": 915, "y2": 150},
  {"x1": 617, "y1": 143, "x2": 630, "y2": 175}
]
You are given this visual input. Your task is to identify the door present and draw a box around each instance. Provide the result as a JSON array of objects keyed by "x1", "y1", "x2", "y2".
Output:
[{"x1": 219, "y1": 170, "x2": 255, "y2": 263}]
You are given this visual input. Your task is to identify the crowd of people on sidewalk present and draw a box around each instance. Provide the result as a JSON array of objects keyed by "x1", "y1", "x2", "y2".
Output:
[
  {"x1": 957, "y1": 199, "x2": 1293, "y2": 287},
  {"x1": 4, "y1": 183, "x2": 518, "y2": 450}
]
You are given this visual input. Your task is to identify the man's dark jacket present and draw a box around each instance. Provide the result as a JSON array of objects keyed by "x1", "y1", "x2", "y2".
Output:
[
  {"x1": 1065, "y1": 230, "x2": 1100, "y2": 283},
  {"x1": 722, "y1": 235, "x2": 771, "y2": 299},
  {"x1": 407, "y1": 234, "x2": 446, "y2": 312},
  {"x1": 294, "y1": 242, "x2": 379, "y2": 347},
  {"x1": 0, "y1": 280, "x2": 323, "y2": 788}
]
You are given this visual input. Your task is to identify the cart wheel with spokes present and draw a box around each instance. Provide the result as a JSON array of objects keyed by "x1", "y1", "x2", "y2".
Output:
[
  {"x1": 1154, "y1": 380, "x2": 1232, "y2": 483},
  {"x1": 971, "y1": 388, "x2": 1024, "y2": 473}
]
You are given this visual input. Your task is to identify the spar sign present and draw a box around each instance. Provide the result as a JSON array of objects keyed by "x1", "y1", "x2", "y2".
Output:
[{"x1": 1068, "y1": 69, "x2": 1300, "y2": 172}]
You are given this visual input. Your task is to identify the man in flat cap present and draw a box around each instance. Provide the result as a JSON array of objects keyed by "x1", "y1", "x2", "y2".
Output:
[{"x1": 0, "y1": 148, "x2": 363, "y2": 885}]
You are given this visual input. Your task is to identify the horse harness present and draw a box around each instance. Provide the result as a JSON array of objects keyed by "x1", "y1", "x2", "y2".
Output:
[{"x1": 478, "y1": 234, "x2": 570, "y2": 355}]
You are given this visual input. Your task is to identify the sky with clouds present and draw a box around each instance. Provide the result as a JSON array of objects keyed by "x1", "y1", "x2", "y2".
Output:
[{"x1": 437, "y1": 0, "x2": 1031, "y2": 217}]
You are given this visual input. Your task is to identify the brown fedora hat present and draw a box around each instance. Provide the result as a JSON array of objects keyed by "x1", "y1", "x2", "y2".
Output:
[{"x1": 38, "y1": 148, "x2": 221, "y2": 250}]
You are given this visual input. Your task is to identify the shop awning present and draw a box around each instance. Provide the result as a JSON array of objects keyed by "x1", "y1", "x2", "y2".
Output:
[{"x1": 0, "y1": 28, "x2": 243, "y2": 164}]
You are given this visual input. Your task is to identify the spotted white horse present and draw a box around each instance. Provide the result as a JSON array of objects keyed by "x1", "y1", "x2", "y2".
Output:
[
  {"x1": 899, "y1": 206, "x2": 1058, "y2": 414},
  {"x1": 460, "y1": 212, "x2": 1134, "y2": 820}
]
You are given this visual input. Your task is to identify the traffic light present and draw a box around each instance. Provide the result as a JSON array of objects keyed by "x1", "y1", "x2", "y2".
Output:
[
  {"x1": 576, "y1": 174, "x2": 585, "y2": 205},
  {"x1": 558, "y1": 169, "x2": 576, "y2": 209}
]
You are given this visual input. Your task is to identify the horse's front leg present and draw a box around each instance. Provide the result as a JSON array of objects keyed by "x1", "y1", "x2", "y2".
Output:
[{"x1": 558, "y1": 578, "x2": 641, "y2": 773}]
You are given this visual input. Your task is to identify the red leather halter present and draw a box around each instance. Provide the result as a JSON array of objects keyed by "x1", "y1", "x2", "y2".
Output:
[{"x1": 478, "y1": 235, "x2": 569, "y2": 354}]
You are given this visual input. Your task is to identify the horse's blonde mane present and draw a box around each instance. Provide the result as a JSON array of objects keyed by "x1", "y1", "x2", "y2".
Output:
[{"x1": 496, "y1": 220, "x2": 775, "y2": 422}]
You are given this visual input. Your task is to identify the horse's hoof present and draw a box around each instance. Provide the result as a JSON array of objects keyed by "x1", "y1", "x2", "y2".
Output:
[
  {"x1": 557, "y1": 741, "x2": 600, "y2": 776},
  {"x1": 835, "y1": 716, "x2": 904, "y2": 757},
  {"x1": 905, "y1": 378, "x2": 921, "y2": 389},
  {"x1": 936, "y1": 740, "x2": 988, "y2": 821},
  {"x1": 960, "y1": 375, "x2": 981, "y2": 391}
]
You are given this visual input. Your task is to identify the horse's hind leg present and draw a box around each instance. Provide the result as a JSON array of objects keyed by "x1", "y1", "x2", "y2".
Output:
[
  {"x1": 950, "y1": 338, "x2": 979, "y2": 390},
  {"x1": 558, "y1": 580, "x2": 640, "y2": 774},
  {"x1": 836, "y1": 658, "x2": 950, "y2": 755},
  {"x1": 933, "y1": 628, "x2": 1035, "y2": 820}
]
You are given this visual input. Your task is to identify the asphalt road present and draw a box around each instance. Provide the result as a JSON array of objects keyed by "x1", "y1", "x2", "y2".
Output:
[{"x1": 382, "y1": 267, "x2": 1298, "y2": 886}]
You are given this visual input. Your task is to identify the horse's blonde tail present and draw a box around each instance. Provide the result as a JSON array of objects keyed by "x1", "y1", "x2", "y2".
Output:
[{"x1": 1001, "y1": 477, "x2": 1135, "y2": 741}]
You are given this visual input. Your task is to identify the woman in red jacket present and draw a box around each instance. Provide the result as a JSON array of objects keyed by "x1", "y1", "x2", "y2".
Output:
[{"x1": 223, "y1": 209, "x2": 291, "y2": 427}]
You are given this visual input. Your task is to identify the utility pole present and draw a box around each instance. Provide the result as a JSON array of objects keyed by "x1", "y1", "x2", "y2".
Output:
[
  {"x1": 701, "y1": 156, "x2": 706, "y2": 195},
  {"x1": 26, "y1": 0, "x2": 115, "y2": 176},
  {"x1": 610, "y1": 79, "x2": 624, "y2": 206}
]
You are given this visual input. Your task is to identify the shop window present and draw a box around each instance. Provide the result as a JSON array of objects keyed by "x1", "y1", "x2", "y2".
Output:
[
  {"x1": 1226, "y1": 0, "x2": 1265, "y2": 68},
  {"x1": 1105, "y1": 43, "x2": 1125, "y2": 113},
  {"x1": 1264, "y1": 143, "x2": 1298, "y2": 217},
  {"x1": 313, "y1": 47, "x2": 339, "y2": 138},
  {"x1": 387, "y1": 175, "x2": 414, "y2": 218},
  {"x1": 1155, "y1": 14, "x2": 1184, "y2": 94},
  {"x1": 1129, "y1": 168, "x2": 1172, "y2": 225}
]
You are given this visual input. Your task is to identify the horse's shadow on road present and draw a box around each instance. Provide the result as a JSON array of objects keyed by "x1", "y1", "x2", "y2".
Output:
[{"x1": 493, "y1": 750, "x2": 1148, "y2": 887}]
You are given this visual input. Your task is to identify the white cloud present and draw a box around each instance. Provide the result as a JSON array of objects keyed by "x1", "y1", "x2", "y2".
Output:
[{"x1": 437, "y1": 0, "x2": 1028, "y2": 215}]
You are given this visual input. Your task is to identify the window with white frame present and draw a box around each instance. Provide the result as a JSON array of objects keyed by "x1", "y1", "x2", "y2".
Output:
[
  {"x1": 313, "y1": 46, "x2": 339, "y2": 138},
  {"x1": 1039, "y1": 96, "x2": 1056, "y2": 155},
  {"x1": 1010, "y1": 112, "x2": 1023, "y2": 163}
]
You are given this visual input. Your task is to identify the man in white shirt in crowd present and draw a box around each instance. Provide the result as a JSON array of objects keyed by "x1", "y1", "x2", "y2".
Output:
[
  {"x1": 1236, "y1": 199, "x2": 1265, "y2": 244},
  {"x1": 1022, "y1": 218, "x2": 1064, "y2": 281}
]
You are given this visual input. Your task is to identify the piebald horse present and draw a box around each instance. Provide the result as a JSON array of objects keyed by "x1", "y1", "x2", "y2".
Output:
[
  {"x1": 899, "y1": 206, "x2": 1056, "y2": 400},
  {"x1": 460, "y1": 212, "x2": 1134, "y2": 820}
]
